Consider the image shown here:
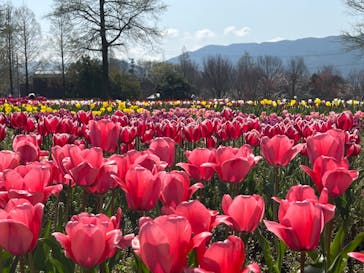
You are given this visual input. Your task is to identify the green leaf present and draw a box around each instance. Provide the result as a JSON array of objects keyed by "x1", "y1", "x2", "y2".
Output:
[
  {"x1": 255, "y1": 229, "x2": 280, "y2": 273},
  {"x1": 328, "y1": 232, "x2": 364, "y2": 273},
  {"x1": 330, "y1": 225, "x2": 344, "y2": 261},
  {"x1": 278, "y1": 239, "x2": 286, "y2": 269}
]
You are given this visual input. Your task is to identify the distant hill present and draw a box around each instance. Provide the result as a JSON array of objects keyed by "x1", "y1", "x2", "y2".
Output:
[{"x1": 168, "y1": 36, "x2": 364, "y2": 76}]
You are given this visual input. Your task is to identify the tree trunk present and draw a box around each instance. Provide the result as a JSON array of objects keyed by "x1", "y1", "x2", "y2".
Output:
[
  {"x1": 99, "y1": 0, "x2": 109, "y2": 97},
  {"x1": 23, "y1": 22, "x2": 29, "y2": 93},
  {"x1": 6, "y1": 8, "x2": 13, "y2": 96},
  {"x1": 60, "y1": 30, "x2": 66, "y2": 95}
]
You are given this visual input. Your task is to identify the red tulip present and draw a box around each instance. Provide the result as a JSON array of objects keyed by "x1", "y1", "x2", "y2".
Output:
[
  {"x1": 57, "y1": 118, "x2": 78, "y2": 135},
  {"x1": 177, "y1": 148, "x2": 216, "y2": 181},
  {"x1": 225, "y1": 120, "x2": 242, "y2": 140},
  {"x1": 205, "y1": 135, "x2": 217, "y2": 149},
  {"x1": 193, "y1": 235, "x2": 261, "y2": 273},
  {"x1": 205, "y1": 145, "x2": 261, "y2": 183},
  {"x1": 243, "y1": 129, "x2": 261, "y2": 147},
  {"x1": 44, "y1": 115, "x2": 61, "y2": 134},
  {"x1": 77, "y1": 110, "x2": 93, "y2": 125},
  {"x1": 183, "y1": 123, "x2": 202, "y2": 143},
  {"x1": 0, "y1": 163, "x2": 63, "y2": 206},
  {"x1": 140, "y1": 128, "x2": 155, "y2": 143},
  {"x1": 301, "y1": 156, "x2": 358, "y2": 197},
  {"x1": 222, "y1": 194, "x2": 265, "y2": 233},
  {"x1": 132, "y1": 214, "x2": 194, "y2": 273},
  {"x1": 119, "y1": 165, "x2": 161, "y2": 211},
  {"x1": 348, "y1": 252, "x2": 364, "y2": 263},
  {"x1": 260, "y1": 134, "x2": 303, "y2": 166},
  {"x1": 0, "y1": 124, "x2": 6, "y2": 142},
  {"x1": 306, "y1": 129, "x2": 345, "y2": 164},
  {"x1": 120, "y1": 126, "x2": 137, "y2": 143},
  {"x1": 88, "y1": 119, "x2": 121, "y2": 153},
  {"x1": 10, "y1": 112, "x2": 28, "y2": 129},
  {"x1": 336, "y1": 110, "x2": 354, "y2": 131},
  {"x1": 149, "y1": 137, "x2": 176, "y2": 168},
  {"x1": 159, "y1": 171, "x2": 203, "y2": 211},
  {"x1": 264, "y1": 189, "x2": 335, "y2": 251},
  {"x1": 53, "y1": 133, "x2": 77, "y2": 147},
  {"x1": 53, "y1": 209, "x2": 133, "y2": 268},
  {"x1": 0, "y1": 198, "x2": 43, "y2": 256}
]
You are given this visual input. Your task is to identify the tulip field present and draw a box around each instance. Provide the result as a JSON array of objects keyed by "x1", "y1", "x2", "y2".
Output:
[{"x1": 0, "y1": 96, "x2": 363, "y2": 273}]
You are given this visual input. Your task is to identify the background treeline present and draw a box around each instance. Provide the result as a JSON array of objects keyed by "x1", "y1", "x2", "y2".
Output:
[{"x1": 1, "y1": 1, "x2": 364, "y2": 100}]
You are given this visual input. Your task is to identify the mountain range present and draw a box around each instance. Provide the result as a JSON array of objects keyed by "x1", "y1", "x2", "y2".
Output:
[{"x1": 168, "y1": 35, "x2": 364, "y2": 76}]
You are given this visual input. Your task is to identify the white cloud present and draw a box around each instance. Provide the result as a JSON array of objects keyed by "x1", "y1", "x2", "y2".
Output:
[
  {"x1": 267, "y1": 36, "x2": 285, "y2": 42},
  {"x1": 162, "y1": 28, "x2": 180, "y2": 38},
  {"x1": 195, "y1": 28, "x2": 216, "y2": 40},
  {"x1": 224, "y1": 26, "x2": 251, "y2": 37}
]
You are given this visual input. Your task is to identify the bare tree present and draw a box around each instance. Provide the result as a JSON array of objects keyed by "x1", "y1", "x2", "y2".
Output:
[
  {"x1": 48, "y1": 3, "x2": 76, "y2": 95},
  {"x1": 235, "y1": 52, "x2": 262, "y2": 99},
  {"x1": 177, "y1": 49, "x2": 201, "y2": 95},
  {"x1": 343, "y1": 0, "x2": 364, "y2": 50},
  {"x1": 347, "y1": 69, "x2": 364, "y2": 97},
  {"x1": 285, "y1": 57, "x2": 309, "y2": 98},
  {"x1": 15, "y1": 6, "x2": 41, "y2": 94},
  {"x1": 256, "y1": 55, "x2": 285, "y2": 98},
  {"x1": 202, "y1": 55, "x2": 235, "y2": 98},
  {"x1": 0, "y1": 4, "x2": 17, "y2": 95},
  {"x1": 53, "y1": 0, "x2": 166, "y2": 96}
]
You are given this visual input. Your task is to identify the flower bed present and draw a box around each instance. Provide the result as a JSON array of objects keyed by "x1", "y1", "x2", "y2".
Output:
[{"x1": 0, "y1": 97, "x2": 363, "y2": 273}]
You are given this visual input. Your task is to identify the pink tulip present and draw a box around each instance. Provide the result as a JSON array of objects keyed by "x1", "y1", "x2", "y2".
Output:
[
  {"x1": 193, "y1": 235, "x2": 261, "y2": 273},
  {"x1": 0, "y1": 150, "x2": 20, "y2": 171},
  {"x1": 88, "y1": 119, "x2": 121, "y2": 153},
  {"x1": 260, "y1": 134, "x2": 303, "y2": 166},
  {"x1": 277, "y1": 185, "x2": 335, "y2": 224},
  {"x1": 306, "y1": 129, "x2": 345, "y2": 164},
  {"x1": 348, "y1": 252, "x2": 364, "y2": 263},
  {"x1": 85, "y1": 159, "x2": 118, "y2": 194},
  {"x1": 149, "y1": 137, "x2": 176, "y2": 168},
  {"x1": 264, "y1": 186, "x2": 335, "y2": 251},
  {"x1": 12, "y1": 134, "x2": 46, "y2": 164},
  {"x1": 61, "y1": 145, "x2": 105, "y2": 187},
  {"x1": 159, "y1": 171, "x2": 203, "y2": 210},
  {"x1": 0, "y1": 198, "x2": 44, "y2": 256},
  {"x1": 119, "y1": 165, "x2": 161, "y2": 211},
  {"x1": 53, "y1": 209, "x2": 133, "y2": 268},
  {"x1": 222, "y1": 194, "x2": 265, "y2": 233},
  {"x1": 0, "y1": 162, "x2": 63, "y2": 206},
  {"x1": 132, "y1": 214, "x2": 194, "y2": 273},
  {"x1": 172, "y1": 200, "x2": 230, "y2": 235},
  {"x1": 177, "y1": 148, "x2": 216, "y2": 181},
  {"x1": 205, "y1": 145, "x2": 261, "y2": 183},
  {"x1": 301, "y1": 156, "x2": 358, "y2": 197}
]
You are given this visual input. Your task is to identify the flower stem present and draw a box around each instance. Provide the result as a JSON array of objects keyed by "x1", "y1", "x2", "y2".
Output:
[
  {"x1": 20, "y1": 255, "x2": 25, "y2": 273},
  {"x1": 300, "y1": 251, "x2": 306, "y2": 273},
  {"x1": 324, "y1": 219, "x2": 333, "y2": 272},
  {"x1": 272, "y1": 166, "x2": 279, "y2": 221}
]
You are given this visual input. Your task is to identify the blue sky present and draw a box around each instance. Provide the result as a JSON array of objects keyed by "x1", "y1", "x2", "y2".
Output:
[{"x1": 12, "y1": 0, "x2": 354, "y2": 60}]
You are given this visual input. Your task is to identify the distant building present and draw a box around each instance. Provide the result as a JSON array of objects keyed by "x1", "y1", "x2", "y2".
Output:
[{"x1": 20, "y1": 70, "x2": 65, "y2": 98}]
